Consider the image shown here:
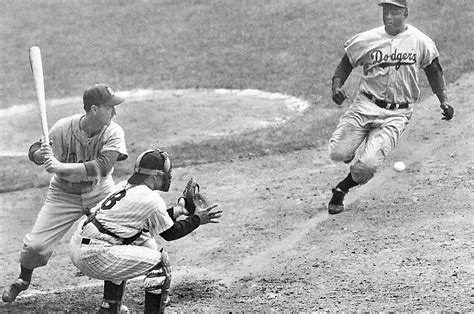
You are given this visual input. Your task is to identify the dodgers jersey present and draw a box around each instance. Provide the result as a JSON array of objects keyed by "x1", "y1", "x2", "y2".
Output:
[{"x1": 344, "y1": 24, "x2": 439, "y2": 104}]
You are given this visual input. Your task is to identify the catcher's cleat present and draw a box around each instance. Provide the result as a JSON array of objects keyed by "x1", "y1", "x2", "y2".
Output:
[
  {"x1": 328, "y1": 188, "x2": 346, "y2": 215},
  {"x1": 98, "y1": 301, "x2": 129, "y2": 313},
  {"x1": 2, "y1": 278, "x2": 29, "y2": 303}
]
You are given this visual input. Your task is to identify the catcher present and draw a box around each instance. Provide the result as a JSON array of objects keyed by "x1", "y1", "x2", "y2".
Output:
[{"x1": 69, "y1": 148, "x2": 222, "y2": 313}]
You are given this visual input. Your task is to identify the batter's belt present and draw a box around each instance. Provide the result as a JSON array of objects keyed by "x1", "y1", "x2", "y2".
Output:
[
  {"x1": 55, "y1": 177, "x2": 98, "y2": 194},
  {"x1": 362, "y1": 92, "x2": 409, "y2": 110}
]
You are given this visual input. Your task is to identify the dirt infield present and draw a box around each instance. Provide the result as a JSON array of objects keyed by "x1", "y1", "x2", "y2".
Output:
[{"x1": 0, "y1": 74, "x2": 473, "y2": 312}]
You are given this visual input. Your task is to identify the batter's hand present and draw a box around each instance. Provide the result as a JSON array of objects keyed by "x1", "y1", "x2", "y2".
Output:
[
  {"x1": 332, "y1": 87, "x2": 348, "y2": 105},
  {"x1": 43, "y1": 155, "x2": 62, "y2": 173},
  {"x1": 194, "y1": 204, "x2": 222, "y2": 225},
  {"x1": 440, "y1": 103, "x2": 454, "y2": 121},
  {"x1": 39, "y1": 141, "x2": 54, "y2": 158}
]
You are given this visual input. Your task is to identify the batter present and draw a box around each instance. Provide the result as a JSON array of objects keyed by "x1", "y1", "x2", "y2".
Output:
[
  {"x1": 2, "y1": 83, "x2": 128, "y2": 303},
  {"x1": 327, "y1": 0, "x2": 454, "y2": 214}
]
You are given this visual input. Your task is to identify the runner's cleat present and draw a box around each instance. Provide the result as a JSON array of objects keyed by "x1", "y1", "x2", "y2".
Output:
[{"x1": 328, "y1": 188, "x2": 346, "y2": 215}]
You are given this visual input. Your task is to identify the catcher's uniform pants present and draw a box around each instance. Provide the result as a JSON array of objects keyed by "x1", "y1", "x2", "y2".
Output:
[
  {"x1": 19, "y1": 176, "x2": 115, "y2": 270},
  {"x1": 328, "y1": 93, "x2": 413, "y2": 184},
  {"x1": 70, "y1": 217, "x2": 162, "y2": 284}
]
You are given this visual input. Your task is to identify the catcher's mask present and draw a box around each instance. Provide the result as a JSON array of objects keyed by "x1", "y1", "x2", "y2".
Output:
[{"x1": 128, "y1": 149, "x2": 172, "y2": 185}]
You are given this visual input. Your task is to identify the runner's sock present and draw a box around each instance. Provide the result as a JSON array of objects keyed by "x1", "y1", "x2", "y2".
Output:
[{"x1": 336, "y1": 173, "x2": 358, "y2": 193}]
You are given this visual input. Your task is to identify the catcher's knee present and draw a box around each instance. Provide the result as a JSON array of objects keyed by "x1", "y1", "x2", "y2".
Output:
[
  {"x1": 144, "y1": 249, "x2": 172, "y2": 295},
  {"x1": 350, "y1": 160, "x2": 376, "y2": 185}
]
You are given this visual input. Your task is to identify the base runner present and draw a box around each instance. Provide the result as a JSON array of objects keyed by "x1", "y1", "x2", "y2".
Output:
[{"x1": 326, "y1": 0, "x2": 454, "y2": 214}]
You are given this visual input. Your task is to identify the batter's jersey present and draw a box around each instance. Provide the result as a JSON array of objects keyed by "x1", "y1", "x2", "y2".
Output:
[
  {"x1": 83, "y1": 182, "x2": 174, "y2": 243},
  {"x1": 48, "y1": 114, "x2": 127, "y2": 184},
  {"x1": 344, "y1": 24, "x2": 439, "y2": 104}
]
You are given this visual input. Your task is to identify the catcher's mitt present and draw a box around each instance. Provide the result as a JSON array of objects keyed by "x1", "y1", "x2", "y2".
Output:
[{"x1": 182, "y1": 178, "x2": 209, "y2": 215}]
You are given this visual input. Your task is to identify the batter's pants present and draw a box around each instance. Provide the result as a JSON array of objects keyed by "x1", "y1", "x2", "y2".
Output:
[
  {"x1": 328, "y1": 93, "x2": 413, "y2": 184},
  {"x1": 19, "y1": 176, "x2": 115, "y2": 269}
]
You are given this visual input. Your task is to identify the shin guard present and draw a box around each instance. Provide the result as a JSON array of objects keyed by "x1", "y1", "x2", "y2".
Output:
[{"x1": 144, "y1": 249, "x2": 171, "y2": 314}]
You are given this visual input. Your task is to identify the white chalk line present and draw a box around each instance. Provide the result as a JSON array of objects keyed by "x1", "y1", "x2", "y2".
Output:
[
  {"x1": 0, "y1": 88, "x2": 310, "y2": 117},
  {"x1": 221, "y1": 210, "x2": 329, "y2": 286},
  {"x1": 0, "y1": 88, "x2": 311, "y2": 157}
]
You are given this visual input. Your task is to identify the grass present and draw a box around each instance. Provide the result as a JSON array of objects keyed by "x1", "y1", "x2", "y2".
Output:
[
  {"x1": 2, "y1": 0, "x2": 472, "y2": 104},
  {"x1": 0, "y1": 0, "x2": 473, "y2": 190}
]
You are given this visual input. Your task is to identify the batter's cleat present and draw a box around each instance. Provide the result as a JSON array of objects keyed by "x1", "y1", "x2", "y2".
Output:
[
  {"x1": 328, "y1": 188, "x2": 346, "y2": 215},
  {"x1": 2, "y1": 278, "x2": 29, "y2": 303}
]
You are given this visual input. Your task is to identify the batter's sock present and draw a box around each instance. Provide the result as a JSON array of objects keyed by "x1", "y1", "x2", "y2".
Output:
[
  {"x1": 336, "y1": 173, "x2": 358, "y2": 193},
  {"x1": 19, "y1": 265, "x2": 33, "y2": 283}
]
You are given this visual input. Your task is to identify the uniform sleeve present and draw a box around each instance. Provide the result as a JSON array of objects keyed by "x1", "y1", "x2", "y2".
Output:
[
  {"x1": 148, "y1": 195, "x2": 175, "y2": 236},
  {"x1": 344, "y1": 33, "x2": 370, "y2": 68},
  {"x1": 160, "y1": 215, "x2": 201, "y2": 241},
  {"x1": 418, "y1": 32, "x2": 439, "y2": 69},
  {"x1": 101, "y1": 122, "x2": 128, "y2": 161},
  {"x1": 343, "y1": 35, "x2": 362, "y2": 67},
  {"x1": 343, "y1": 26, "x2": 384, "y2": 68},
  {"x1": 83, "y1": 151, "x2": 120, "y2": 178}
]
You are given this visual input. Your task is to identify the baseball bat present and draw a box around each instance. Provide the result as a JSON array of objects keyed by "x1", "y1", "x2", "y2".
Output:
[{"x1": 28, "y1": 46, "x2": 50, "y2": 143}]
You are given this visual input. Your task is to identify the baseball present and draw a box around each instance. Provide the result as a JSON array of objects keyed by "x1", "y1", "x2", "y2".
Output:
[{"x1": 393, "y1": 161, "x2": 406, "y2": 172}]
